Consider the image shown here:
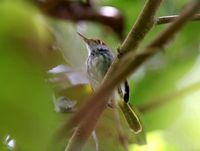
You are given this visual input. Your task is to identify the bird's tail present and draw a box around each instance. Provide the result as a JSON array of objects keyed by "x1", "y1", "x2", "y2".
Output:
[{"x1": 118, "y1": 99, "x2": 142, "y2": 134}]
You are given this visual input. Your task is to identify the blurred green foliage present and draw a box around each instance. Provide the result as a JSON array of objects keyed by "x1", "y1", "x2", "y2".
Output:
[
  {"x1": 0, "y1": 0, "x2": 200, "y2": 151},
  {"x1": 0, "y1": 1, "x2": 59, "y2": 151}
]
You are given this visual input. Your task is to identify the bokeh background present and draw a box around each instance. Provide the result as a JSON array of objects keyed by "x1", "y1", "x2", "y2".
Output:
[{"x1": 0, "y1": 0, "x2": 200, "y2": 151}]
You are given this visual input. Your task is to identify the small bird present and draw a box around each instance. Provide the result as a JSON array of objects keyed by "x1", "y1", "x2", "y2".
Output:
[{"x1": 78, "y1": 32, "x2": 142, "y2": 134}]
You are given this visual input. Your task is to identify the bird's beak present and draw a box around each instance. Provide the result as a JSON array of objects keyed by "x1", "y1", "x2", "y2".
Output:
[{"x1": 77, "y1": 32, "x2": 90, "y2": 44}]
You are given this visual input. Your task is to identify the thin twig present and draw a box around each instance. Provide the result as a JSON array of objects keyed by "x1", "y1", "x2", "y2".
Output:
[
  {"x1": 64, "y1": 1, "x2": 200, "y2": 151},
  {"x1": 156, "y1": 14, "x2": 200, "y2": 25},
  {"x1": 138, "y1": 81, "x2": 200, "y2": 113},
  {"x1": 148, "y1": 2, "x2": 200, "y2": 48},
  {"x1": 113, "y1": 106, "x2": 129, "y2": 151},
  {"x1": 91, "y1": 131, "x2": 99, "y2": 151}
]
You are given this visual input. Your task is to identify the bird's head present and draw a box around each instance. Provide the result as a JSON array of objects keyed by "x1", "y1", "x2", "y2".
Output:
[{"x1": 77, "y1": 32, "x2": 108, "y2": 54}]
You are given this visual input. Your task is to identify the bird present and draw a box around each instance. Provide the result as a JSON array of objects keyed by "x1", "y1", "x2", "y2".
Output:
[{"x1": 78, "y1": 32, "x2": 142, "y2": 134}]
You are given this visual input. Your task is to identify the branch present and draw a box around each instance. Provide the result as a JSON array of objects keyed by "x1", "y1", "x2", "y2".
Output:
[
  {"x1": 63, "y1": 1, "x2": 200, "y2": 151},
  {"x1": 156, "y1": 14, "x2": 200, "y2": 25},
  {"x1": 147, "y1": 1, "x2": 200, "y2": 48},
  {"x1": 34, "y1": 0, "x2": 124, "y2": 39},
  {"x1": 138, "y1": 81, "x2": 200, "y2": 113},
  {"x1": 118, "y1": 0, "x2": 163, "y2": 55}
]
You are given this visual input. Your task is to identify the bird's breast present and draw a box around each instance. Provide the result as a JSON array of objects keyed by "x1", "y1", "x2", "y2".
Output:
[{"x1": 87, "y1": 53, "x2": 113, "y2": 89}]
